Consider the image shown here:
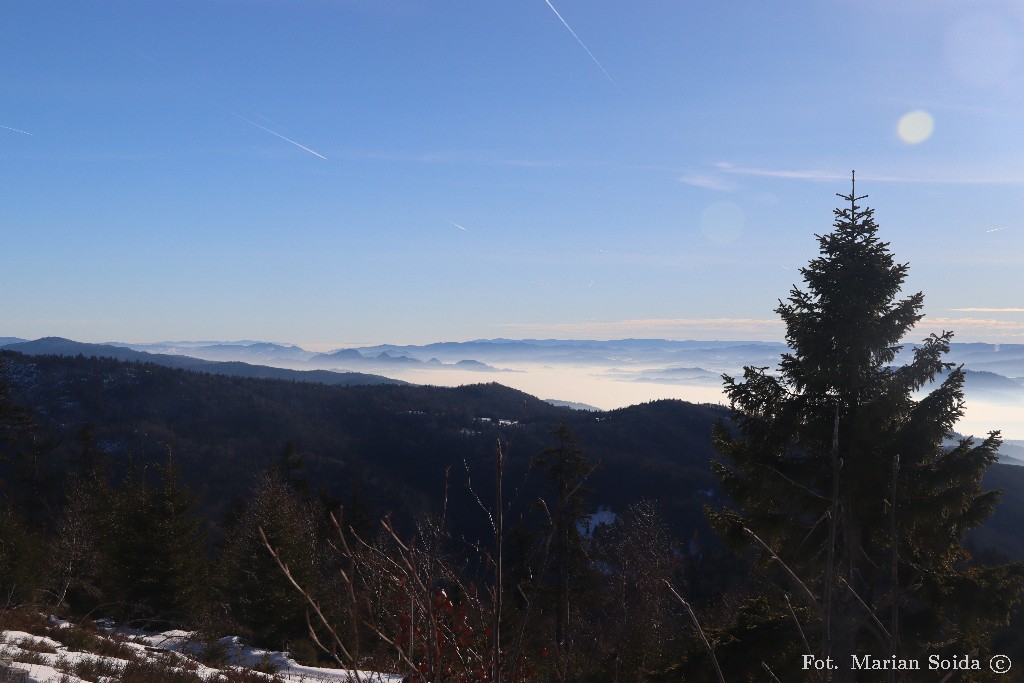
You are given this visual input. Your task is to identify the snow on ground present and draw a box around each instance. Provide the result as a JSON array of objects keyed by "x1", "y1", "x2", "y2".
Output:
[
  {"x1": 113, "y1": 628, "x2": 400, "y2": 682},
  {"x1": 1, "y1": 619, "x2": 401, "y2": 683}
]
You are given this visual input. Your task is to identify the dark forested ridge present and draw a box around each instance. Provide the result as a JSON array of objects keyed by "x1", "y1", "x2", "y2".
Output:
[
  {"x1": 3, "y1": 349, "x2": 1021, "y2": 560},
  {"x1": 0, "y1": 350, "x2": 723, "y2": 545}
]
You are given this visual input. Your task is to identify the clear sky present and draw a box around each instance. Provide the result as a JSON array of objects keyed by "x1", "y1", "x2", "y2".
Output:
[{"x1": 4, "y1": 0, "x2": 1024, "y2": 348}]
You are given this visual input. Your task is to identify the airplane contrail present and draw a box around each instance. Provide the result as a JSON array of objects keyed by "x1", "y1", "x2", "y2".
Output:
[
  {"x1": 450, "y1": 222, "x2": 467, "y2": 231},
  {"x1": 986, "y1": 227, "x2": 1007, "y2": 233},
  {"x1": 1, "y1": 123, "x2": 33, "y2": 136},
  {"x1": 542, "y1": 0, "x2": 617, "y2": 88},
  {"x1": 229, "y1": 112, "x2": 327, "y2": 160}
]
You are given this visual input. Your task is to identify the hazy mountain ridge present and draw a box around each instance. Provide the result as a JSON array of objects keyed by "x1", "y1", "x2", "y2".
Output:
[
  {"x1": 897, "y1": 342, "x2": 1024, "y2": 378},
  {"x1": 41, "y1": 336, "x2": 1024, "y2": 377},
  {"x1": 0, "y1": 337, "x2": 404, "y2": 387},
  {"x1": 958, "y1": 369, "x2": 1024, "y2": 396},
  {"x1": 96, "y1": 338, "x2": 510, "y2": 372},
  {"x1": 350, "y1": 339, "x2": 789, "y2": 367}
]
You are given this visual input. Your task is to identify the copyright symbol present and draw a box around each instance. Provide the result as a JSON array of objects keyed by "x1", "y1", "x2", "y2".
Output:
[{"x1": 990, "y1": 654, "x2": 1012, "y2": 674}]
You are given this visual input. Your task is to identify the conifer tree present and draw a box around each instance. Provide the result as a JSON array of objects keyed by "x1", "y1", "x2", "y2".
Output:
[
  {"x1": 0, "y1": 355, "x2": 32, "y2": 462},
  {"x1": 707, "y1": 176, "x2": 1024, "y2": 680},
  {"x1": 0, "y1": 504, "x2": 46, "y2": 607},
  {"x1": 103, "y1": 454, "x2": 209, "y2": 625},
  {"x1": 0, "y1": 354, "x2": 46, "y2": 607},
  {"x1": 539, "y1": 423, "x2": 595, "y2": 675},
  {"x1": 271, "y1": 440, "x2": 310, "y2": 497},
  {"x1": 0, "y1": 354, "x2": 52, "y2": 523},
  {"x1": 147, "y1": 454, "x2": 210, "y2": 621},
  {"x1": 215, "y1": 472, "x2": 325, "y2": 650}
]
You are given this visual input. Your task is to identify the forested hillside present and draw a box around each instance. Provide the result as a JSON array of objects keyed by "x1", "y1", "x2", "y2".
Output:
[
  {"x1": 0, "y1": 350, "x2": 723, "y2": 543},
  {"x1": 3, "y1": 345, "x2": 1023, "y2": 680}
]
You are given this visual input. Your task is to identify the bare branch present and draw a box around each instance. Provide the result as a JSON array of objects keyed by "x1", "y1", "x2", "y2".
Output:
[
  {"x1": 258, "y1": 526, "x2": 363, "y2": 683},
  {"x1": 665, "y1": 581, "x2": 726, "y2": 683},
  {"x1": 743, "y1": 526, "x2": 821, "y2": 611}
]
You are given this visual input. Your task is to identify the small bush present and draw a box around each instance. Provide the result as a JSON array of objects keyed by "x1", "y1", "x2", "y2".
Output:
[
  {"x1": 196, "y1": 633, "x2": 231, "y2": 668},
  {"x1": 72, "y1": 655, "x2": 127, "y2": 681},
  {"x1": 0, "y1": 608, "x2": 50, "y2": 634},
  {"x1": 220, "y1": 666, "x2": 284, "y2": 682},
  {"x1": 14, "y1": 636, "x2": 58, "y2": 654},
  {"x1": 89, "y1": 633, "x2": 139, "y2": 661},
  {"x1": 287, "y1": 637, "x2": 322, "y2": 666},
  {"x1": 118, "y1": 659, "x2": 208, "y2": 683},
  {"x1": 249, "y1": 652, "x2": 280, "y2": 674},
  {"x1": 50, "y1": 622, "x2": 99, "y2": 652},
  {"x1": 7, "y1": 647, "x2": 49, "y2": 665}
]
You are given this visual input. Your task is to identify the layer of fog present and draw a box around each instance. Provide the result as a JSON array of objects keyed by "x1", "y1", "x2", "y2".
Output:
[{"x1": 319, "y1": 361, "x2": 1022, "y2": 442}]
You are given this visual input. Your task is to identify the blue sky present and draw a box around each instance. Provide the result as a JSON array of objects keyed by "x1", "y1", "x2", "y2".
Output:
[{"x1": 4, "y1": 0, "x2": 1024, "y2": 348}]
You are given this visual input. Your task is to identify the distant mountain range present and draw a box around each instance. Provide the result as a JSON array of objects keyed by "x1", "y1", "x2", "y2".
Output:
[
  {"x1": 100, "y1": 339, "x2": 512, "y2": 372},
  {"x1": 0, "y1": 337, "x2": 405, "y2": 387},
  {"x1": 14, "y1": 336, "x2": 1019, "y2": 380}
]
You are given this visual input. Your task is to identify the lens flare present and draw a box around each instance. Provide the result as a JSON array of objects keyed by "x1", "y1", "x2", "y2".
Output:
[{"x1": 897, "y1": 110, "x2": 934, "y2": 145}]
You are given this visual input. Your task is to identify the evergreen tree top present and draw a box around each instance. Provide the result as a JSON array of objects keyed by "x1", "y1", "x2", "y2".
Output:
[{"x1": 777, "y1": 172, "x2": 924, "y2": 401}]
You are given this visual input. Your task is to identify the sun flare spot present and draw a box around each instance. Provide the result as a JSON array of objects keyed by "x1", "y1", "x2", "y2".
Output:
[{"x1": 897, "y1": 110, "x2": 934, "y2": 145}]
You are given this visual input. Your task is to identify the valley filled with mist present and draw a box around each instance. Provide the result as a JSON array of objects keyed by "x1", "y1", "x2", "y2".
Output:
[{"x1": 5, "y1": 335, "x2": 1021, "y2": 445}]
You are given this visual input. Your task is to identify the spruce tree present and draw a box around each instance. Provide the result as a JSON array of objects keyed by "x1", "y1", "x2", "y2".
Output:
[
  {"x1": 539, "y1": 423, "x2": 595, "y2": 675},
  {"x1": 0, "y1": 504, "x2": 46, "y2": 607},
  {"x1": 215, "y1": 472, "x2": 325, "y2": 650},
  {"x1": 147, "y1": 454, "x2": 210, "y2": 622},
  {"x1": 0, "y1": 354, "x2": 46, "y2": 607},
  {"x1": 0, "y1": 354, "x2": 32, "y2": 460},
  {"x1": 707, "y1": 176, "x2": 1024, "y2": 680},
  {"x1": 102, "y1": 455, "x2": 209, "y2": 625}
]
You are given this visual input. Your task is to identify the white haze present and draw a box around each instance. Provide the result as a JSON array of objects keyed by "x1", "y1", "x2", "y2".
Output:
[
  {"x1": 373, "y1": 363, "x2": 729, "y2": 412},
  {"x1": 321, "y1": 362, "x2": 1022, "y2": 441},
  {"x1": 111, "y1": 337, "x2": 1024, "y2": 442}
]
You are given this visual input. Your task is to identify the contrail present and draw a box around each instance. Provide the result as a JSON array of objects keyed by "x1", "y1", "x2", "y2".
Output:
[
  {"x1": 450, "y1": 222, "x2": 467, "y2": 231},
  {"x1": 986, "y1": 227, "x2": 1007, "y2": 233},
  {"x1": 543, "y1": 0, "x2": 617, "y2": 88},
  {"x1": 230, "y1": 112, "x2": 327, "y2": 160},
  {"x1": 1, "y1": 123, "x2": 33, "y2": 136}
]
